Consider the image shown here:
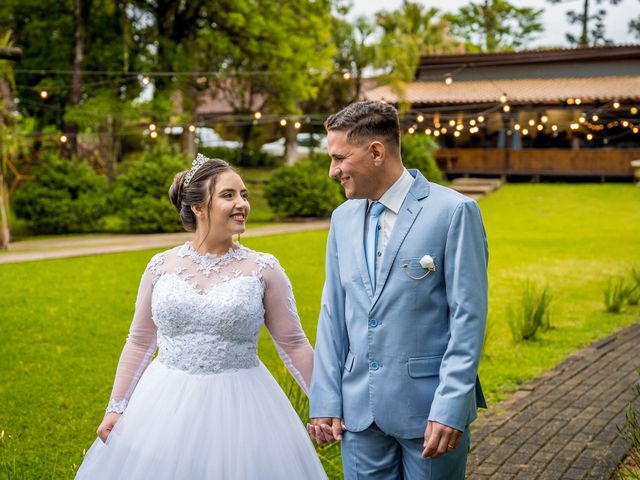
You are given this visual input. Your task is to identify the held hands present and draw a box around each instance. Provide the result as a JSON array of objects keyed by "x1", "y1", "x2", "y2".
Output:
[
  {"x1": 97, "y1": 412, "x2": 122, "y2": 443},
  {"x1": 422, "y1": 420, "x2": 462, "y2": 458},
  {"x1": 306, "y1": 417, "x2": 345, "y2": 444}
]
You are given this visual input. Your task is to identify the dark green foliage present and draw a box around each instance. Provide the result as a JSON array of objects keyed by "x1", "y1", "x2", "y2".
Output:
[
  {"x1": 113, "y1": 149, "x2": 190, "y2": 233},
  {"x1": 507, "y1": 281, "x2": 552, "y2": 341},
  {"x1": 264, "y1": 156, "x2": 344, "y2": 218},
  {"x1": 199, "y1": 147, "x2": 279, "y2": 168},
  {"x1": 12, "y1": 155, "x2": 111, "y2": 234},
  {"x1": 401, "y1": 134, "x2": 443, "y2": 184}
]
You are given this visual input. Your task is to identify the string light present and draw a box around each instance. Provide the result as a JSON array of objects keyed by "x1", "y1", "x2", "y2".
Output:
[
  {"x1": 579, "y1": 117, "x2": 586, "y2": 124},
  {"x1": 571, "y1": 123, "x2": 579, "y2": 130},
  {"x1": 634, "y1": 127, "x2": 639, "y2": 134},
  {"x1": 502, "y1": 105, "x2": 510, "y2": 112},
  {"x1": 456, "y1": 124, "x2": 463, "y2": 131},
  {"x1": 253, "y1": 112, "x2": 262, "y2": 120},
  {"x1": 448, "y1": 119, "x2": 456, "y2": 127},
  {"x1": 343, "y1": 72, "x2": 351, "y2": 80},
  {"x1": 566, "y1": 98, "x2": 575, "y2": 105},
  {"x1": 417, "y1": 114, "x2": 424, "y2": 123},
  {"x1": 514, "y1": 123, "x2": 521, "y2": 131},
  {"x1": 540, "y1": 115, "x2": 548, "y2": 123},
  {"x1": 537, "y1": 124, "x2": 543, "y2": 131},
  {"x1": 575, "y1": 98, "x2": 582, "y2": 105},
  {"x1": 150, "y1": 131, "x2": 158, "y2": 139},
  {"x1": 408, "y1": 127, "x2": 415, "y2": 134},
  {"x1": 469, "y1": 119, "x2": 476, "y2": 126},
  {"x1": 280, "y1": 119, "x2": 287, "y2": 126},
  {"x1": 59, "y1": 134, "x2": 68, "y2": 143},
  {"x1": 522, "y1": 128, "x2": 529, "y2": 135},
  {"x1": 424, "y1": 128, "x2": 432, "y2": 135},
  {"x1": 551, "y1": 125, "x2": 558, "y2": 131},
  {"x1": 586, "y1": 134, "x2": 593, "y2": 140},
  {"x1": 444, "y1": 74, "x2": 453, "y2": 85},
  {"x1": 613, "y1": 101, "x2": 620, "y2": 109},
  {"x1": 528, "y1": 119, "x2": 535, "y2": 126},
  {"x1": 149, "y1": 123, "x2": 156, "y2": 131},
  {"x1": 294, "y1": 121, "x2": 301, "y2": 129},
  {"x1": 477, "y1": 116, "x2": 485, "y2": 123},
  {"x1": 188, "y1": 125, "x2": 196, "y2": 132},
  {"x1": 500, "y1": 94, "x2": 508, "y2": 103},
  {"x1": 433, "y1": 130, "x2": 440, "y2": 137},
  {"x1": 141, "y1": 76, "x2": 150, "y2": 85},
  {"x1": 454, "y1": 131, "x2": 461, "y2": 137},
  {"x1": 631, "y1": 107, "x2": 638, "y2": 115},
  {"x1": 441, "y1": 127, "x2": 448, "y2": 134},
  {"x1": 623, "y1": 120, "x2": 629, "y2": 127},
  {"x1": 39, "y1": 90, "x2": 49, "y2": 99},
  {"x1": 591, "y1": 115, "x2": 599, "y2": 122}
]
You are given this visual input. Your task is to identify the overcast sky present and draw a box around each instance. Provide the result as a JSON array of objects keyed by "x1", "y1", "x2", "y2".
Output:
[{"x1": 348, "y1": 0, "x2": 640, "y2": 48}]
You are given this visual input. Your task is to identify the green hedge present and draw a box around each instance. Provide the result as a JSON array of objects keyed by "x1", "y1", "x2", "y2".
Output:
[
  {"x1": 401, "y1": 134, "x2": 443, "y2": 184},
  {"x1": 12, "y1": 156, "x2": 111, "y2": 234},
  {"x1": 264, "y1": 155, "x2": 344, "y2": 218}
]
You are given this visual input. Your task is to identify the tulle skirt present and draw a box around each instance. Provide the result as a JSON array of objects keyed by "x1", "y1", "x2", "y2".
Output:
[{"x1": 76, "y1": 360, "x2": 327, "y2": 479}]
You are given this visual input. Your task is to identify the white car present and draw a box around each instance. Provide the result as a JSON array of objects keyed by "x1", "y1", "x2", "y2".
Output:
[
  {"x1": 261, "y1": 133, "x2": 327, "y2": 157},
  {"x1": 163, "y1": 126, "x2": 242, "y2": 149}
]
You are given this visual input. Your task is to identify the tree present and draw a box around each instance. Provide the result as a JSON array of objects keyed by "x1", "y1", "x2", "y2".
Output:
[
  {"x1": 374, "y1": 0, "x2": 464, "y2": 88},
  {"x1": 446, "y1": 0, "x2": 544, "y2": 52},
  {"x1": 547, "y1": 0, "x2": 623, "y2": 46}
]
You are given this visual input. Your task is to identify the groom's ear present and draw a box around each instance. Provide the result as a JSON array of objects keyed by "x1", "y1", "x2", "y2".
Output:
[{"x1": 369, "y1": 141, "x2": 385, "y2": 166}]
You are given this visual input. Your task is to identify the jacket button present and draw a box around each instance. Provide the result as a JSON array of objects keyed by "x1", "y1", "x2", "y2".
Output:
[
  {"x1": 369, "y1": 318, "x2": 378, "y2": 327},
  {"x1": 370, "y1": 361, "x2": 380, "y2": 371}
]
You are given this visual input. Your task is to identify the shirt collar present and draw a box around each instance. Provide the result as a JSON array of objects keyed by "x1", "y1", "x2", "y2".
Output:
[{"x1": 371, "y1": 169, "x2": 414, "y2": 215}]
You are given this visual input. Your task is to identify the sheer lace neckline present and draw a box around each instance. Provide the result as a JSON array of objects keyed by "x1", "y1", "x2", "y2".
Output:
[
  {"x1": 181, "y1": 241, "x2": 244, "y2": 260},
  {"x1": 175, "y1": 242, "x2": 249, "y2": 278}
]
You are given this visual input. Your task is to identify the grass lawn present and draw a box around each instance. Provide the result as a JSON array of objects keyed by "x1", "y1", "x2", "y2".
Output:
[{"x1": 1, "y1": 183, "x2": 639, "y2": 478}]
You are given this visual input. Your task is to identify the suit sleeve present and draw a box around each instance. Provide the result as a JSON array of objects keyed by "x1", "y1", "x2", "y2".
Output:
[
  {"x1": 309, "y1": 216, "x2": 348, "y2": 418},
  {"x1": 428, "y1": 199, "x2": 488, "y2": 431}
]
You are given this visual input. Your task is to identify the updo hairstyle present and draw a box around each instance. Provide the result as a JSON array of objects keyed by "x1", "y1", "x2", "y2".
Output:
[{"x1": 168, "y1": 157, "x2": 235, "y2": 232}]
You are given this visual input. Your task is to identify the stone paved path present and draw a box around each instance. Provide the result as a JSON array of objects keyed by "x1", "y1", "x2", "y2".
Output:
[
  {"x1": 467, "y1": 321, "x2": 640, "y2": 480},
  {"x1": 0, "y1": 220, "x2": 330, "y2": 264}
]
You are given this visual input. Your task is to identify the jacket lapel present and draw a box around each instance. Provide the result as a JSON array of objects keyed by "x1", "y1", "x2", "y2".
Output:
[
  {"x1": 371, "y1": 170, "x2": 431, "y2": 307},
  {"x1": 350, "y1": 199, "x2": 374, "y2": 299}
]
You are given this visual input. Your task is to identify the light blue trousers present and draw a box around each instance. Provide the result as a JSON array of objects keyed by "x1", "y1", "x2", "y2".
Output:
[{"x1": 341, "y1": 423, "x2": 470, "y2": 480}]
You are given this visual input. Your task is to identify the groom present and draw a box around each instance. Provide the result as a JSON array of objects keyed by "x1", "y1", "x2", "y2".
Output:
[{"x1": 309, "y1": 101, "x2": 488, "y2": 479}]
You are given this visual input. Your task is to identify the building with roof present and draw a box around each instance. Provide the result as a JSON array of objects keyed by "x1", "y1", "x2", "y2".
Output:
[{"x1": 365, "y1": 45, "x2": 640, "y2": 180}]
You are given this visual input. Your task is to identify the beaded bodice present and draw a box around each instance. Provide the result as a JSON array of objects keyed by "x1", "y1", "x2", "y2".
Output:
[{"x1": 105, "y1": 243, "x2": 312, "y2": 414}]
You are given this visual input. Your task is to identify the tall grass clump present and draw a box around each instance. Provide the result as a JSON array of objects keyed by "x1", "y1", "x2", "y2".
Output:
[
  {"x1": 604, "y1": 276, "x2": 633, "y2": 313},
  {"x1": 507, "y1": 281, "x2": 552, "y2": 341},
  {"x1": 616, "y1": 370, "x2": 640, "y2": 480}
]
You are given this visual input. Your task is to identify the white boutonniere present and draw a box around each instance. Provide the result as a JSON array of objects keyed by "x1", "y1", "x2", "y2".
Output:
[{"x1": 419, "y1": 255, "x2": 436, "y2": 272}]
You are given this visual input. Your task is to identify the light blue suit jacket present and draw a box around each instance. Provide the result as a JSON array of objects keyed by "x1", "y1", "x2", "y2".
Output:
[{"x1": 310, "y1": 170, "x2": 488, "y2": 439}]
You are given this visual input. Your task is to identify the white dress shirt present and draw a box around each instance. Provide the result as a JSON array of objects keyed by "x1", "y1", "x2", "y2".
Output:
[{"x1": 365, "y1": 169, "x2": 414, "y2": 280}]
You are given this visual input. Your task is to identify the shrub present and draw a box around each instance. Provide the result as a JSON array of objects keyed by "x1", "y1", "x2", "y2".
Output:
[
  {"x1": 617, "y1": 370, "x2": 640, "y2": 480},
  {"x1": 12, "y1": 155, "x2": 111, "y2": 234},
  {"x1": 603, "y1": 276, "x2": 633, "y2": 313},
  {"x1": 401, "y1": 134, "x2": 443, "y2": 184},
  {"x1": 199, "y1": 146, "x2": 279, "y2": 168},
  {"x1": 113, "y1": 148, "x2": 189, "y2": 233},
  {"x1": 264, "y1": 157, "x2": 344, "y2": 218},
  {"x1": 507, "y1": 281, "x2": 552, "y2": 341}
]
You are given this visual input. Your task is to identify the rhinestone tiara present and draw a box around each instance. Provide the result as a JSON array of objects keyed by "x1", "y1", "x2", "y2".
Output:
[{"x1": 183, "y1": 153, "x2": 209, "y2": 187}]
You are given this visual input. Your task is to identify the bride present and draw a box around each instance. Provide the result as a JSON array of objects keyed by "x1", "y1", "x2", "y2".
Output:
[{"x1": 76, "y1": 154, "x2": 327, "y2": 479}]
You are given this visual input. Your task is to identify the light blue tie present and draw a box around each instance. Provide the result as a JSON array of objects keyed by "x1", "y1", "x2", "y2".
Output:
[{"x1": 365, "y1": 202, "x2": 385, "y2": 290}]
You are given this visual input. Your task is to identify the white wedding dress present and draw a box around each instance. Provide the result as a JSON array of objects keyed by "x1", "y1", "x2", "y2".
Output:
[{"x1": 76, "y1": 242, "x2": 327, "y2": 479}]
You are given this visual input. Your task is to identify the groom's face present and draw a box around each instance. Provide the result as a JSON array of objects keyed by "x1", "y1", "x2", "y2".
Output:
[{"x1": 327, "y1": 130, "x2": 376, "y2": 199}]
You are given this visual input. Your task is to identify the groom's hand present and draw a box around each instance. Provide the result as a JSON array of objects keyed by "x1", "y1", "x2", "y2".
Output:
[
  {"x1": 422, "y1": 421, "x2": 462, "y2": 458},
  {"x1": 307, "y1": 417, "x2": 344, "y2": 444}
]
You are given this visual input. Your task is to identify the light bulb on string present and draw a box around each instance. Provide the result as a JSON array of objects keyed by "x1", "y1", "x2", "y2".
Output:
[
  {"x1": 424, "y1": 128, "x2": 432, "y2": 135},
  {"x1": 579, "y1": 117, "x2": 585, "y2": 124},
  {"x1": 59, "y1": 135, "x2": 68, "y2": 143},
  {"x1": 592, "y1": 115, "x2": 599, "y2": 122},
  {"x1": 444, "y1": 74, "x2": 453, "y2": 85},
  {"x1": 469, "y1": 119, "x2": 476, "y2": 126},
  {"x1": 150, "y1": 131, "x2": 158, "y2": 139},
  {"x1": 500, "y1": 94, "x2": 508, "y2": 103},
  {"x1": 253, "y1": 112, "x2": 262, "y2": 120},
  {"x1": 586, "y1": 134, "x2": 593, "y2": 141},
  {"x1": 280, "y1": 119, "x2": 287, "y2": 126},
  {"x1": 141, "y1": 76, "x2": 150, "y2": 86},
  {"x1": 149, "y1": 123, "x2": 156, "y2": 131},
  {"x1": 294, "y1": 121, "x2": 301, "y2": 129},
  {"x1": 502, "y1": 105, "x2": 510, "y2": 112},
  {"x1": 613, "y1": 101, "x2": 620, "y2": 109},
  {"x1": 551, "y1": 125, "x2": 558, "y2": 132},
  {"x1": 575, "y1": 98, "x2": 582, "y2": 105},
  {"x1": 441, "y1": 127, "x2": 448, "y2": 134},
  {"x1": 540, "y1": 115, "x2": 548, "y2": 123},
  {"x1": 528, "y1": 119, "x2": 535, "y2": 126},
  {"x1": 477, "y1": 115, "x2": 485, "y2": 123},
  {"x1": 623, "y1": 121, "x2": 629, "y2": 127},
  {"x1": 631, "y1": 107, "x2": 638, "y2": 115},
  {"x1": 188, "y1": 125, "x2": 196, "y2": 133},
  {"x1": 39, "y1": 90, "x2": 49, "y2": 99},
  {"x1": 514, "y1": 124, "x2": 521, "y2": 131},
  {"x1": 343, "y1": 72, "x2": 351, "y2": 80},
  {"x1": 456, "y1": 124, "x2": 463, "y2": 131},
  {"x1": 537, "y1": 124, "x2": 543, "y2": 131},
  {"x1": 448, "y1": 119, "x2": 456, "y2": 127},
  {"x1": 633, "y1": 127, "x2": 639, "y2": 134},
  {"x1": 522, "y1": 129, "x2": 529, "y2": 135},
  {"x1": 433, "y1": 130, "x2": 440, "y2": 137},
  {"x1": 417, "y1": 114, "x2": 424, "y2": 123},
  {"x1": 408, "y1": 127, "x2": 415, "y2": 134},
  {"x1": 454, "y1": 131, "x2": 461, "y2": 137}
]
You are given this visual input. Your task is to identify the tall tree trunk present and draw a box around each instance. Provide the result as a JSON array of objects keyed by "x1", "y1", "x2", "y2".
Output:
[
  {"x1": 67, "y1": 0, "x2": 89, "y2": 158},
  {"x1": 284, "y1": 122, "x2": 298, "y2": 166},
  {"x1": 581, "y1": 0, "x2": 590, "y2": 46},
  {"x1": 0, "y1": 174, "x2": 10, "y2": 249}
]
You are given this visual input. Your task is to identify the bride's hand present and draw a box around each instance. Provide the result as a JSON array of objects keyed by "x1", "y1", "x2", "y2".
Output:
[{"x1": 97, "y1": 412, "x2": 122, "y2": 443}]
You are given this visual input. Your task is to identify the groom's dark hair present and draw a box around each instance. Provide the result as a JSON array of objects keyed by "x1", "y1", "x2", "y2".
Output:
[{"x1": 325, "y1": 101, "x2": 400, "y2": 153}]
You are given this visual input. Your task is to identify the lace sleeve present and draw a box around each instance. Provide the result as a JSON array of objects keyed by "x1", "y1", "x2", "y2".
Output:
[
  {"x1": 105, "y1": 255, "x2": 161, "y2": 413},
  {"x1": 261, "y1": 255, "x2": 314, "y2": 395}
]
